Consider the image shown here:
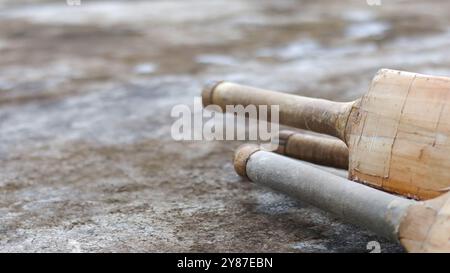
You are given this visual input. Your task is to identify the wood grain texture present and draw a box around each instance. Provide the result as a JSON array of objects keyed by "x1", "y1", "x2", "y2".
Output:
[
  {"x1": 203, "y1": 82, "x2": 354, "y2": 139},
  {"x1": 399, "y1": 191, "x2": 450, "y2": 252},
  {"x1": 276, "y1": 130, "x2": 349, "y2": 169},
  {"x1": 203, "y1": 69, "x2": 450, "y2": 200},
  {"x1": 346, "y1": 69, "x2": 450, "y2": 200}
]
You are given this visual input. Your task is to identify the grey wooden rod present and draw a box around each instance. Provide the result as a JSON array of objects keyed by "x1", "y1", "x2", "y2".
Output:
[{"x1": 234, "y1": 145, "x2": 415, "y2": 242}]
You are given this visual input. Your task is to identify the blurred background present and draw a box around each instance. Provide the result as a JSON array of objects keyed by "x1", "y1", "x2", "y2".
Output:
[{"x1": 1, "y1": 0, "x2": 449, "y2": 252}]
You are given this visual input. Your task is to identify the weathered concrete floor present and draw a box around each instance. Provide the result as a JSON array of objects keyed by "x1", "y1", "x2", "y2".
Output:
[{"x1": 1, "y1": 0, "x2": 450, "y2": 252}]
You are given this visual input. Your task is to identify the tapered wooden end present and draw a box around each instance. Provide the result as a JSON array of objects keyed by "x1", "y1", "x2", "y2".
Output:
[
  {"x1": 274, "y1": 130, "x2": 349, "y2": 170},
  {"x1": 346, "y1": 69, "x2": 450, "y2": 200},
  {"x1": 399, "y1": 191, "x2": 450, "y2": 252},
  {"x1": 202, "y1": 81, "x2": 224, "y2": 107},
  {"x1": 233, "y1": 144, "x2": 261, "y2": 179},
  {"x1": 274, "y1": 130, "x2": 296, "y2": 154}
]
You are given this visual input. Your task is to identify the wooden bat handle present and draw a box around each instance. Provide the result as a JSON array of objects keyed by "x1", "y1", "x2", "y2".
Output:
[
  {"x1": 275, "y1": 130, "x2": 349, "y2": 170},
  {"x1": 203, "y1": 82, "x2": 355, "y2": 140}
]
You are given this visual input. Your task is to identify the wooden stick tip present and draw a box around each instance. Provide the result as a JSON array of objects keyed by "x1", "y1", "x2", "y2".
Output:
[
  {"x1": 399, "y1": 191, "x2": 450, "y2": 252},
  {"x1": 275, "y1": 130, "x2": 296, "y2": 154},
  {"x1": 234, "y1": 144, "x2": 261, "y2": 178},
  {"x1": 202, "y1": 81, "x2": 224, "y2": 107}
]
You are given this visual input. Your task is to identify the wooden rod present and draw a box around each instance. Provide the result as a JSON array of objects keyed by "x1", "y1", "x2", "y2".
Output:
[
  {"x1": 275, "y1": 130, "x2": 349, "y2": 170},
  {"x1": 203, "y1": 81, "x2": 355, "y2": 140},
  {"x1": 234, "y1": 145, "x2": 413, "y2": 242},
  {"x1": 234, "y1": 145, "x2": 450, "y2": 252}
]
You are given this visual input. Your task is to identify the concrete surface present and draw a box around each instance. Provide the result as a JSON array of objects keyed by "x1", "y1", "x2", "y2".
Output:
[{"x1": 1, "y1": 0, "x2": 450, "y2": 252}]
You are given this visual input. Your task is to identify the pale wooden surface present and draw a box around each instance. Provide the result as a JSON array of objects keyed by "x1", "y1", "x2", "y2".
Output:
[
  {"x1": 347, "y1": 69, "x2": 450, "y2": 200},
  {"x1": 399, "y1": 191, "x2": 450, "y2": 252}
]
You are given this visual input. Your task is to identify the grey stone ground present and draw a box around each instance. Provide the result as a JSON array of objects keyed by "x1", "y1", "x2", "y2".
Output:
[{"x1": 1, "y1": 0, "x2": 450, "y2": 252}]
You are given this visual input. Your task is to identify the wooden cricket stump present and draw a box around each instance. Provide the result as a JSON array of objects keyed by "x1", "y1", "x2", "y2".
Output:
[
  {"x1": 234, "y1": 145, "x2": 450, "y2": 253},
  {"x1": 203, "y1": 69, "x2": 450, "y2": 200},
  {"x1": 275, "y1": 130, "x2": 348, "y2": 170}
]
